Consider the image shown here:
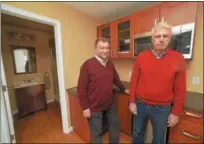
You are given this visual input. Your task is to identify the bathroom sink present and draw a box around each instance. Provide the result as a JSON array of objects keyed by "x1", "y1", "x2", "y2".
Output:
[{"x1": 14, "y1": 81, "x2": 40, "y2": 89}]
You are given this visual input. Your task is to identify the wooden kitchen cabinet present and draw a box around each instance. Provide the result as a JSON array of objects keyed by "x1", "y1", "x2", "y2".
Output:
[
  {"x1": 131, "y1": 4, "x2": 161, "y2": 35},
  {"x1": 115, "y1": 16, "x2": 133, "y2": 58},
  {"x1": 168, "y1": 110, "x2": 203, "y2": 143},
  {"x1": 160, "y1": 2, "x2": 198, "y2": 26},
  {"x1": 68, "y1": 92, "x2": 91, "y2": 143},
  {"x1": 115, "y1": 92, "x2": 132, "y2": 135},
  {"x1": 15, "y1": 84, "x2": 47, "y2": 117},
  {"x1": 110, "y1": 21, "x2": 118, "y2": 58},
  {"x1": 97, "y1": 23, "x2": 110, "y2": 38},
  {"x1": 96, "y1": 2, "x2": 198, "y2": 59},
  {"x1": 97, "y1": 22, "x2": 118, "y2": 58}
]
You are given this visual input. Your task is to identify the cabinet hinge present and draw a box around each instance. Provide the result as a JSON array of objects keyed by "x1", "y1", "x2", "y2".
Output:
[
  {"x1": 10, "y1": 134, "x2": 15, "y2": 141},
  {"x1": 2, "y1": 85, "x2": 7, "y2": 92}
]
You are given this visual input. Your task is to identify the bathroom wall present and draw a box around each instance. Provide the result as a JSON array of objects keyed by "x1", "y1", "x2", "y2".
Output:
[{"x1": 1, "y1": 24, "x2": 56, "y2": 112}]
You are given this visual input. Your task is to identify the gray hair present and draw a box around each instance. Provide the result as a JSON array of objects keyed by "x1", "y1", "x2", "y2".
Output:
[{"x1": 152, "y1": 21, "x2": 172, "y2": 34}]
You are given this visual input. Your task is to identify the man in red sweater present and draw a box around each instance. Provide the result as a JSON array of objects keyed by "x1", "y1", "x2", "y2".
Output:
[
  {"x1": 129, "y1": 22, "x2": 186, "y2": 144},
  {"x1": 77, "y1": 37, "x2": 126, "y2": 143}
]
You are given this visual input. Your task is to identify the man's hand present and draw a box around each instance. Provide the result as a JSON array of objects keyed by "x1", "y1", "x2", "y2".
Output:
[
  {"x1": 168, "y1": 113, "x2": 179, "y2": 127},
  {"x1": 129, "y1": 103, "x2": 137, "y2": 115},
  {"x1": 125, "y1": 89, "x2": 129, "y2": 94},
  {"x1": 83, "y1": 108, "x2": 91, "y2": 118}
]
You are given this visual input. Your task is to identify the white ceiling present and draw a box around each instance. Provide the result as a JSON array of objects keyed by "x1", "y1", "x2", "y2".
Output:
[
  {"x1": 65, "y1": 2, "x2": 160, "y2": 22},
  {"x1": 1, "y1": 2, "x2": 160, "y2": 32}
]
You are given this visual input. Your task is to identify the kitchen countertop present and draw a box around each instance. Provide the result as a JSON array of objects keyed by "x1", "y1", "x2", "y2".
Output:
[{"x1": 67, "y1": 81, "x2": 203, "y2": 113}]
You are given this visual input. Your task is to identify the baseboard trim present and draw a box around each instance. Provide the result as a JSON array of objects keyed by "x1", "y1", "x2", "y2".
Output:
[
  {"x1": 46, "y1": 99, "x2": 55, "y2": 104},
  {"x1": 12, "y1": 110, "x2": 18, "y2": 115},
  {"x1": 12, "y1": 99, "x2": 55, "y2": 115},
  {"x1": 64, "y1": 126, "x2": 73, "y2": 134}
]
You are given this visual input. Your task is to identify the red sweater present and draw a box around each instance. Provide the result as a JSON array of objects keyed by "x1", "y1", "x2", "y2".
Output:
[
  {"x1": 129, "y1": 49, "x2": 186, "y2": 116},
  {"x1": 77, "y1": 57, "x2": 125, "y2": 112}
]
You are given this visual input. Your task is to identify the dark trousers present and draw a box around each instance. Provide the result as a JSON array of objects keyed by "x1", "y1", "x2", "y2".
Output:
[
  {"x1": 87, "y1": 103, "x2": 120, "y2": 144},
  {"x1": 132, "y1": 98, "x2": 170, "y2": 144}
]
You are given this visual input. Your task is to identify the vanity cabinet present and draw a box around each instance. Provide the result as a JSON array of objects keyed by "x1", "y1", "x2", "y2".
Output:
[{"x1": 15, "y1": 84, "x2": 47, "y2": 117}]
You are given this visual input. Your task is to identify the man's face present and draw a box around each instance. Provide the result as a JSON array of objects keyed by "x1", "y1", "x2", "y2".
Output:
[
  {"x1": 152, "y1": 27, "x2": 172, "y2": 51},
  {"x1": 95, "y1": 41, "x2": 110, "y2": 60}
]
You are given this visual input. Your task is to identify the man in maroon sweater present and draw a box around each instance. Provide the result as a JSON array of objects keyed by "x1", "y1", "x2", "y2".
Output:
[
  {"x1": 77, "y1": 37, "x2": 126, "y2": 143},
  {"x1": 129, "y1": 22, "x2": 186, "y2": 144}
]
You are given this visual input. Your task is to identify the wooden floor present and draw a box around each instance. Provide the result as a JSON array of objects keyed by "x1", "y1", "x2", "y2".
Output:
[{"x1": 14, "y1": 101, "x2": 131, "y2": 143}]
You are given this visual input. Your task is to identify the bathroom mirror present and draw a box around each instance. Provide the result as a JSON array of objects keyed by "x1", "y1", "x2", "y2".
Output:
[{"x1": 11, "y1": 46, "x2": 37, "y2": 74}]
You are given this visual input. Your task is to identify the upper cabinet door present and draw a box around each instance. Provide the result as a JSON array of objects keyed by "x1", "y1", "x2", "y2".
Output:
[
  {"x1": 97, "y1": 23, "x2": 110, "y2": 38},
  {"x1": 116, "y1": 16, "x2": 132, "y2": 58},
  {"x1": 131, "y1": 4, "x2": 161, "y2": 35},
  {"x1": 97, "y1": 23, "x2": 117, "y2": 58},
  {"x1": 160, "y1": 2, "x2": 198, "y2": 26},
  {"x1": 110, "y1": 21, "x2": 118, "y2": 58}
]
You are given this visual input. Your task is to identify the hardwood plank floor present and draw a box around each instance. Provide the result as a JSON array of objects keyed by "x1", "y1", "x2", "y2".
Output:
[{"x1": 14, "y1": 101, "x2": 132, "y2": 143}]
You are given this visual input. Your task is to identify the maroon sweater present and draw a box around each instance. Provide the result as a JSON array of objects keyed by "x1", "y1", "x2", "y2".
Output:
[{"x1": 77, "y1": 57, "x2": 125, "y2": 112}]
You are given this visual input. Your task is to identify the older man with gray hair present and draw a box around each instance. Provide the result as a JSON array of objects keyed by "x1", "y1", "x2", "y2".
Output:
[{"x1": 129, "y1": 21, "x2": 186, "y2": 144}]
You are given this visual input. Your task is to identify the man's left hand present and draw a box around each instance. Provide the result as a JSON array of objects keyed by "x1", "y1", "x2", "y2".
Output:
[
  {"x1": 168, "y1": 113, "x2": 179, "y2": 127},
  {"x1": 125, "y1": 89, "x2": 129, "y2": 94}
]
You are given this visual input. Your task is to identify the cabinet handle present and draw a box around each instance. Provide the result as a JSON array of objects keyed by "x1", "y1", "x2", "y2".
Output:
[
  {"x1": 112, "y1": 49, "x2": 114, "y2": 56},
  {"x1": 184, "y1": 111, "x2": 202, "y2": 119},
  {"x1": 161, "y1": 16, "x2": 165, "y2": 22},
  {"x1": 182, "y1": 129, "x2": 200, "y2": 140},
  {"x1": 154, "y1": 18, "x2": 158, "y2": 25}
]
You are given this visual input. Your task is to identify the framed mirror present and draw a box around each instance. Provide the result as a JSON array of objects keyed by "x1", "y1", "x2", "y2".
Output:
[{"x1": 11, "y1": 46, "x2": 37, "y2": 74}]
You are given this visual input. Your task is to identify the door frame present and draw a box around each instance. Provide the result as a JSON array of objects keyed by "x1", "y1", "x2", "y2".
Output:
[
  {"x1": 1, "y1": 59, "x2": 15, "y2": 143},
  {"x1": 1, "y1": 3, "x2": 72, "y2": 135}
]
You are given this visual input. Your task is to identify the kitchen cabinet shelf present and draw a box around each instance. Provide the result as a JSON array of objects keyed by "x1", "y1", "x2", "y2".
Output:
[{"x1": 118, "y1": 29, "x2": 130, "y2": 33}]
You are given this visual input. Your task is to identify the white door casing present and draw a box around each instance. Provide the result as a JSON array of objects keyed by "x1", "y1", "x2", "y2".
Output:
[
  {"x1": 1, "y1": 3, "x2": 72, "y2": 136},
  {"x1": 1, "y1": 57, "x2": 16, "y2": 143}
]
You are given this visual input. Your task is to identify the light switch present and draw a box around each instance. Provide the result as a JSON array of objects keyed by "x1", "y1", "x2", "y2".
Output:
[
  {"x1": 192, "y1": 76, "x2": 196, "y2": 84},
  {"x1": 196, "y1": 76, "x2": 200, "y2": 84},
  {"x1": 192, "y1": 76, "x2": 200, "y2": 85}
]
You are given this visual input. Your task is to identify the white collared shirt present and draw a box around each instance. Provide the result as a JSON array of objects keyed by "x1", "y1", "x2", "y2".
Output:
[
  {"x1": 151, "y1": 48, "x2": 168, "y2": 59},
  {"x1": 95, "y1": 55, "x2": 108, "y2": 67}
]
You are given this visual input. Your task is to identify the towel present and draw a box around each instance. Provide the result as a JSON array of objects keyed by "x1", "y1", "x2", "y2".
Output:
[{"x1": 43, "y1": 72, "x2": 50, "y2": 89}]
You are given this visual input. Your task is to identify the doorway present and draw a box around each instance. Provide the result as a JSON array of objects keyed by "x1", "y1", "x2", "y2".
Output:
[{"x1": 1, "y1": 3, "x2": 71, "y2": 143}]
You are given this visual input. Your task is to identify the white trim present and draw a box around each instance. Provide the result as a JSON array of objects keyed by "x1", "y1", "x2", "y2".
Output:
[
  {"x1": 12, "y1": 110, "x2": 18, "y2": 115},
  {"x1": 67, "y1": 127, "x2": 73, "y2": 133},
  {"x1": 1, "y1": 4, "x2": 71, "y2": 134},
  {"x1": 1, "y1": 59, "x2": 16, "y2": 143},
  {"x1": 1, "y1": 89, "x2": 12, "y2": 143},
  {"x1": 46, "y1": 99, "x2": 55, "y2": 104}
]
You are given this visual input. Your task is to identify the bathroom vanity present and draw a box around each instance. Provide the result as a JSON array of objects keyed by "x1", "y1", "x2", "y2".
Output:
[{"x1": 15, "y1": 84, "x2": 47, "y2": 117}]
